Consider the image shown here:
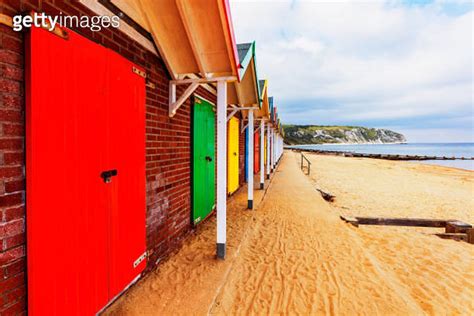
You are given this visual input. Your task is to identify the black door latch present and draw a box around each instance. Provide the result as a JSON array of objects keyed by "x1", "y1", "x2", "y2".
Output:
[
  {"x1": 101, "y1": 169, "x2": 118, "y2": 183},
  {"x1": 205, "y1": 156, "x2": 212, "y2": 162}
]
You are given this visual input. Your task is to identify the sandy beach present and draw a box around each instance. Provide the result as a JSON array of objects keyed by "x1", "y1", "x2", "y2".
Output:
[{"x1": 105, "y1": 151, "x2": 474, "y2": 315}]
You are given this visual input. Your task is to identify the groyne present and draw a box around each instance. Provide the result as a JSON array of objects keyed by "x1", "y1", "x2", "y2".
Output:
[{"x1": 287, "y1": 147, "x2": 474, "y2": 161}]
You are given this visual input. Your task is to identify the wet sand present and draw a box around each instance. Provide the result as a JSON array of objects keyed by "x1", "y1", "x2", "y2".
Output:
[{"x1": 105, "y1": 151, "x2": 474, "y2": 315}]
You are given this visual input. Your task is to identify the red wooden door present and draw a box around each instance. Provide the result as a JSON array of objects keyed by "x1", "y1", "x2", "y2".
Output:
[
  {"x1": 107, "y1": 49, "x2": 147, "y2": 297},
  {"x1": 254, "y1": 131, "x2": 260, "y2": 174},
  {"x1": 27, "y1": 27, "x2": 146, "y2": 315}
]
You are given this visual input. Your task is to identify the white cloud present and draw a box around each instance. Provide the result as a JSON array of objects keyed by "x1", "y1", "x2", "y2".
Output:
[{"x1": 230, "y1": 0, "x2": 473, "y2": 142}]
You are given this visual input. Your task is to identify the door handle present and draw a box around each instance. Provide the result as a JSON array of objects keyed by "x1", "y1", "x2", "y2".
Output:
[
  {"x1": 101, "y1": 169, "x2": 118, "y2": 183},
  {"x1": 205, "y1": 156, "x2": 212, "y2": 162},
  {"x1": 233, "y1": 152, "x2": 237, "y2": 156}
]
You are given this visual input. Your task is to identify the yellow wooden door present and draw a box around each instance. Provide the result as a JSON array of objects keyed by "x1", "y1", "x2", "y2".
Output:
[{"x1": 227, "y1": 117, "x2": 239, "y2": 194}]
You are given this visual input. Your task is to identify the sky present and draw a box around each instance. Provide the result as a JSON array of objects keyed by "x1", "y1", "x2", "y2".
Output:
[{"x1": 229, "y1": 0, "x2": 473, "y2": 142}]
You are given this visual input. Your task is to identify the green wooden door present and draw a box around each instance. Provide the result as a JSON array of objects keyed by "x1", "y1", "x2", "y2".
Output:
[{"x1": 193, "y1": 96, "x2": 215, "y2": 225}]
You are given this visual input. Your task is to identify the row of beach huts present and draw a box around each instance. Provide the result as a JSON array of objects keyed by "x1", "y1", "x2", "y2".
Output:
[{"x1": 0, "y1": 0, "x2": 284, "y2": 314}]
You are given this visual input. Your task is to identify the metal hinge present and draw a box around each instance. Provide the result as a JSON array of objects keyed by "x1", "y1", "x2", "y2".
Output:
[
  {"x1": 133, "y1": 251, "x2": 147, "y2": 268},
  {"x1": 132, "y1": 66, "x2": 147, "y2": 79}
]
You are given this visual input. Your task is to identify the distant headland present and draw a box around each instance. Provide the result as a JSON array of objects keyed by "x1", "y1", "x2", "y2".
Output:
[{"x1": 283, "y1": 125, "x2": 406, "y2": 145}]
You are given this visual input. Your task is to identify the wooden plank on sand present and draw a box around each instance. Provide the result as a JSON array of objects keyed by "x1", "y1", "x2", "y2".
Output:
[
  {"x1": 354, "y1": 217, "x2": 451, "y2": 227},
  {"x1": 340, "y1": 215, "x2": 359, "y2": 227},
  {"x1": 435, "y1": 233, "x2": 468, "y2": 242},
  {"x1": 445, "y1": 221, "x2": 472, "y2": 234}
]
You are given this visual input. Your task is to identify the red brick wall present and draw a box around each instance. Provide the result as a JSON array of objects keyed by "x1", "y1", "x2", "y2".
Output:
[
  {"x1": 0, "y1": 1, "x2": 217, "y2": 314},
  {"x1": 0, "y1": 2, "x2": 27, "y2": 314}
]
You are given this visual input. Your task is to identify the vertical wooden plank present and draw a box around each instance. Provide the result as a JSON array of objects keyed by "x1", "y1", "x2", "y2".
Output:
[{"x1": 107, "y1": 49, "x2": 147, "y2": 299}]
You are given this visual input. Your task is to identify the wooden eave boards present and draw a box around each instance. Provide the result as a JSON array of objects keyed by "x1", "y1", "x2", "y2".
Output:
[
  {"x1": 119, "y1": 0, "x2": 239, "y2": 80},
  {"x1": 255, "y1": 79, "x2": 269, "y2": 119},
  {"x1": 111, "y1": 0, "x2": 151, "y2": 31},
  {"x1": 228, "y1": 42, "x2": 260, "y2": 111}
]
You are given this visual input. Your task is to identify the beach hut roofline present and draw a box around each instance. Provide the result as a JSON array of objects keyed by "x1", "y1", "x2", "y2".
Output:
[{"x1": 113, "y1": 0, "x2": 239, "y2": 81}]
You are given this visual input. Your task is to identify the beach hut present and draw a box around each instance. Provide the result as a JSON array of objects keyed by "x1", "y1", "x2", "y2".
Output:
[
  {"x1": 227, "y1": 42, "x2": 261, "y2": 209},
  {"x1": 0, "y1": 0, "x2": 245, "y2": 314},
  {"x1": 254, "y1": 80, "x2": 271, "y2": 188},
  {"x1": 226, "y1": 42, "x2": 259, "y2": 195},
  {"x1": 99, "y1": 0, "x2": 241, "y2": 260}
]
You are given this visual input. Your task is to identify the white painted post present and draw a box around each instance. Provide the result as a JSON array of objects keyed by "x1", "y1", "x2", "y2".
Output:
[
  {"x1": 279, "y1": 135, "x2": 282, "y2": 160},
  {"x1": 216, "y1": 80, "x2": 227, "y2": 259},
  {"x1": 277, "y1": 135, "x2": 280, "y2": 161},
  {"x1": 272, "y1": 129, "x2": 276, "y2": 169},
  {"x1": 279, "y1": 135, "x2": 281, "y2": 160},
  {"x1": 247, "y1": 110, "x2": 254, "y2": 209},
  {"x1": 266, "y1": 123, "x2": 271, "y2": 179},
  {"x1": 260, "y1": 120, "x2": 265, "y2": 189},
  {"x1": 269, "y1": 128, "x2": 273, "y2": 171},
  {"x1": 276, "y1": 134, "x2": 278, "y2": 163}
]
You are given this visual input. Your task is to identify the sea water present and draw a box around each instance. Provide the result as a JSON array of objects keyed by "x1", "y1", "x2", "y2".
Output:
[{"x1": 289, "y1": 143, "x2": 474, "y2": 170}]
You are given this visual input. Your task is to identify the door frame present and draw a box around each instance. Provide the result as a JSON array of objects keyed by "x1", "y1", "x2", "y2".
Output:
[{"x1": 191, "y1": 94, "x2": 216, "y2": 226}]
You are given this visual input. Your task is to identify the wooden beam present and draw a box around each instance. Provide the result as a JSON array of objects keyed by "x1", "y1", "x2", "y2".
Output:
[
  {"x1": 317, "y1": 189, "x2": 335, "y2": 202},
  {"x1": 171, "y1": 76, "x2": 237, "y2": 85},
  {"x1": 139, "y1": 0, "x2": 204, "y2": 79},
  {"x1": 0, "y1": 13, "x2": 12, "y2": 28},
  {"x1": 111, "y1": 0, "x2": 151, "y2": 32},
  {"x1": 435, "y1": 233, "x2": 468, "y2": 242},
  {"x1": 175, "y1": 0, "x2": 206, "y2": 76},
  {"x1": 241, "y1": 122, "x2": 249, "y2": 133},
  {"x1": 80, "y1": 0, "x2": 157, "y2": 55},
  {"x1": 467, "y1": 228, "x2": 474, "y2": 244},
  {"x1": 354, "y1": 217, "x2": 451, "y2": 227},
  {"x1": 216, "y1": 0, "x2": 238, "y2": 78},
  {"x1": 445, "y1": 221, "x2": 472, "y2": 233},
  {"x1": 340, "y1": 215, "x2": 359, "y2": 227},
  {"x1": 137, "y1": 0, "x2": 178, "y2": 79},
  {"x1": 227, "y1": 108, "x2": 238, "y2": 122},
  {"x1": 169, "y1": 82, "x2": 199, "y2": 117}
]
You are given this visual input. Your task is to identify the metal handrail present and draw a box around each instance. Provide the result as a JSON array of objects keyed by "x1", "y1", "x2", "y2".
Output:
[{"x1": 300, "y1": 152, "x2": 311, "y2": 175}]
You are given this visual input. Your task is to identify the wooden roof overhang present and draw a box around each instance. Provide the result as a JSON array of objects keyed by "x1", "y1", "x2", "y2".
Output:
[
  {"x1": 111, "y1": 0, "x2": 240, "y2": 116},
  {"x1": 227, "y1": 42, "x2": 260, "y2": 120},
  {"x1": 254, "y1": 79, "x2": 269, "y2": 120},
  {"x1": 113, "y1": 0, "x2": 240, "y2": 80}
]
